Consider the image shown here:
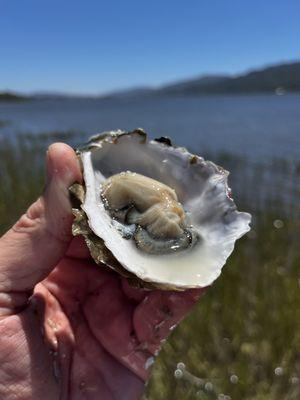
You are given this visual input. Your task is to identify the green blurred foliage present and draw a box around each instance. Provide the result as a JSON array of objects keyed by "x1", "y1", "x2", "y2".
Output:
[
  {"x1": 0, "y1": 132, "x2": 299, "y2": 399},
  {"x1": 145, "y1": 215, "x2": 300, "y2": 399}
]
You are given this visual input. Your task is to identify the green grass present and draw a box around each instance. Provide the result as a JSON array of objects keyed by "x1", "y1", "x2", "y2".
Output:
[
  {"x1": 145, "y1": 215, "x2": 300, "y2": 399},
  {"x1": 0, "y1": 133, "x2": 299, "y2": 399}
]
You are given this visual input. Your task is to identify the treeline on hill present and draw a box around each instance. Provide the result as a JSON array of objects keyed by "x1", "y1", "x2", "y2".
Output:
[
  {"x1": 0, "y1": 92, "x2": 26, "y2": 102},
  {"x1": 157, "y1": 61, "x2": 300, "y2": 95}
]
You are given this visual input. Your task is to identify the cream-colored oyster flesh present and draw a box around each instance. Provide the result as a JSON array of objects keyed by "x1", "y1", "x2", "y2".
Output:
[
  {"x1": 101, "y1": 172, "x2": 197, "y2": 255},
  {"x1": 102, "y1": 172, "x2": 185, "y2": 237},
  {"x1": 75, "y1": 129, "x2": 251, "y2": 289}
]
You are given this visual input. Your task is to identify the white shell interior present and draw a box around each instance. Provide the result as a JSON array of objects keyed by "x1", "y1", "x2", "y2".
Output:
[{"x1": 81, "y1": 132, "x2": 251, "y2": 288}]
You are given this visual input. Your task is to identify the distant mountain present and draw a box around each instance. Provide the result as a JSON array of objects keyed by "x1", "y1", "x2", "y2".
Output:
[
  {"x1": 101, "y1": 61, "x2": 300, "y2": 97},
  {"x1": 0, "y1": 92, "x2": 27, "y2": 102},
  {"x1": 1, "y1": 61, "x2": 300, "y2": 100},
  {"x1": 102, "y1": 87, "x2": 154, "y2": 99},
  {"x1": 30, "y1": 91, "x2": 97, "y2": 100},
  {"x1": 158, "y1": 75, "x2": 231, "y2": 95},
  {"x1": 157, "y1": 62, "x2": 300, "y2": 95}
]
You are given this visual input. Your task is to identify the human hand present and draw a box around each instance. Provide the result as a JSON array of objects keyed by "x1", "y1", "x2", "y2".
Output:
[{"x1": 0, "y1": 143, "x2": 204, "y2": 400}]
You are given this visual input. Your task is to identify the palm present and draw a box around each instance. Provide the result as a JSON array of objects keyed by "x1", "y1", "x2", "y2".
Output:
[{"x1": 0, "y1": 249, "x2": 202, "y2": 400}]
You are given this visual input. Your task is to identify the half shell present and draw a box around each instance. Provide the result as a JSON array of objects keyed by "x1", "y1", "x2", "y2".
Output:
[{"x1": 71, "y1": 129, "x2": 251, "y2": 290}]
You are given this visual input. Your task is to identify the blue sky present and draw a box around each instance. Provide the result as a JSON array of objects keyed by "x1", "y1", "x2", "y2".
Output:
[{"x1": 1, "y1": 0, "x2": 299, "y2": 94}]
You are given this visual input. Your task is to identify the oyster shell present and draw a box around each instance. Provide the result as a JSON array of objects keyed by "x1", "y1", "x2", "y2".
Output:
[{"x1": 71, "y1": 129, "x2": 251, "y2": 290}]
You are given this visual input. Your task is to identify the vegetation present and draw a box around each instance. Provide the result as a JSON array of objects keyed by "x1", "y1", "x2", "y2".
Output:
[
  {"x1": 158, "y1": 62, "x2": 300, "y2": 96},
  {"x1": 0, "y1": 91, "x2": 27, "y2": 102},
  {"x1": 0, "y1": 132, "x2": 299, "y2": 399}
]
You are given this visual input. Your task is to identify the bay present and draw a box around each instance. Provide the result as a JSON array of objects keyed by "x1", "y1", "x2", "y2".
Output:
[{"x1": 0, "y1": 94, "x2": 300, "y2": 161}]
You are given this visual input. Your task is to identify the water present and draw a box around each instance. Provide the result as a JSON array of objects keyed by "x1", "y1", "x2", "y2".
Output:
[{"x1": 0, "y1": 94, "x2": 300, "y2": 161}]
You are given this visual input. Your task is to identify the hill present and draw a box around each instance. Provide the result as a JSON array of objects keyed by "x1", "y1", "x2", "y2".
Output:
[
  {"x1": 158, "y1": 75, "x2": 230, "y2": 95},
  {"x1": 1, "y1": 61, "x2": 300, "y2": 100},
  {"x1": 0, "y1": 92, "x2": 27, "y2": 102},
  {"x1": 158, "y1": 61, "x2": 300, "y2": 95}
]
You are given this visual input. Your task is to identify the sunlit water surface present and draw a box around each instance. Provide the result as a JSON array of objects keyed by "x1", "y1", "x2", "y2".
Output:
[{"x1": 1, "y1": 94, "x2": 300, "y2": 162}]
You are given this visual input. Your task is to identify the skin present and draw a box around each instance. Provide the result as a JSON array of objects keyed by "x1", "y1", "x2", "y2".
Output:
[{"x1": 0, "y1": 143, "x2": 204, "y2": 400}]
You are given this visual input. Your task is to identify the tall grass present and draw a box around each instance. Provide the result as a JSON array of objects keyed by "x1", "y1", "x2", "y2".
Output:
[
  {"x1": 0, "y1": 132, "x2": 299, "y2": 399},
  {"x1": 146, "y1": 214, "x2": 300, "y2": 399},
  {"x1": 0, "y1": 132, "x2": 82, "y2": 232}
]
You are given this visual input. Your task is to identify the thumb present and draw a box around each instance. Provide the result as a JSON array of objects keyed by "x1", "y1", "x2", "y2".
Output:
[{"x1": 0, "y1": 143, "x2": 81, "y2": 294}]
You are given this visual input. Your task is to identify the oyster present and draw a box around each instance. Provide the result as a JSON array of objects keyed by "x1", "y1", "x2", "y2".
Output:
[
  {"x1": 101, "y1": 172, "x2": 198, "y2": 254},
  {"x1": 71, "y1": 129, "x2": 251, "y2": 290}
]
